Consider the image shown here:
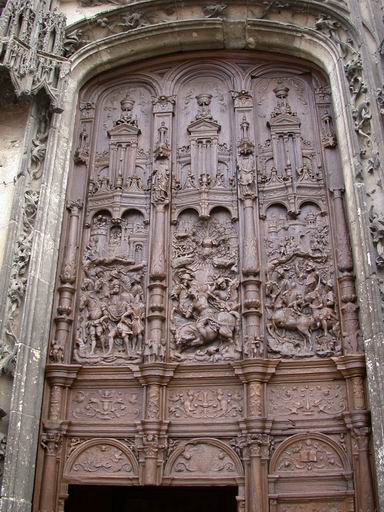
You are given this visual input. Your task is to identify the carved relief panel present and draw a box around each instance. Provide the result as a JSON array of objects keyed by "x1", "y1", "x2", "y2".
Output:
[
  {"x1": 50, "y1": 59, "x2": 361, "y2": 366},
  {"x1": 254, "y1": 76, "x2": 359, "y2": 359},
  {"x1": 35, "y1": 54, "x2": 374, "y2": 512}
]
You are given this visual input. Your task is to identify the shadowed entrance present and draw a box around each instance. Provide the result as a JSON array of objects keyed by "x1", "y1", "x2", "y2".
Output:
[{"x1": 65, "y1": 485, "x2": 238, "y2": 512}]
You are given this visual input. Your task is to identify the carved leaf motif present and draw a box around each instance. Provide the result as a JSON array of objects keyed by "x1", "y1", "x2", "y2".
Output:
[
  {"x1": 248, "y1": 382, "x2": 263, "y2": 416},
  {"x1": 146, "y1": 388, "x2": 160, "y2": 419},
  {"x1": 168, "y1": 388, "x2": 243, "y2": 419},
  {"x1": 72, "y1": 445, "x2": 133, "y2": 474}
]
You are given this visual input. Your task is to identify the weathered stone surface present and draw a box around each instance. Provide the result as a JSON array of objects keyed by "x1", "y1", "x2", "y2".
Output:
[{"x1": 1, "y1": 0, "x2": 384, "y2": 511}]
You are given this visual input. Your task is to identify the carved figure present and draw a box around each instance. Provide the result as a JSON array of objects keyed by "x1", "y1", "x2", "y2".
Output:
[
  {"x1": 171, "y1": 212, "x2": 240, "y2": 362},
  {"x1": 117, "y1": 12, "x2": 147, "y2": 31},
  {"x1": 237, "y1": 152, "x2": 255, "y2": 197},
  {"x1": 152, "y1": 161, "x2": 170, "y2": 204},
  {"x1": 74, "y1": 214, "x2": 147, "y2": 364},
  {"x1": 203, "y1": 4, "x2": 227, "y2": 18},
  {"x1": 369, "y1": 206, "x2": 384, "y2": 268},
  {"x1": 115, "y1": 94, "x2": 137, "y2": 126}
]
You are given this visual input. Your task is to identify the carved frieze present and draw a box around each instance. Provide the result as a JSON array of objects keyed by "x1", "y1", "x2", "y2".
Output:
[
  {"x1": 268, "y1": 383, "x2": 347, "y2": 417},
  {"x1": 168, "y1": 388, "x2": 243, "y2": 419},
  {"x1": 70, "y1": 389, "x2": 142, "y2": 420},
  {"x1": 254, "y1": 82, "x2": 346, "y2": 359},
  {"x1": 74, "y1": 255, "x2": 146, "y2": 364},
  {"x1": 70, "y1": 89, "x2": 150, "y2": 365},
  {"x1": 0, "y1": 189, "x2": 39, "y2": 375}
]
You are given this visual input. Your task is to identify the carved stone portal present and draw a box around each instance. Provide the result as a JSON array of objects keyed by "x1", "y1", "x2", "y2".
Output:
[{"x1": 34, "y1": 54, "x2": 374, "y2": 512}]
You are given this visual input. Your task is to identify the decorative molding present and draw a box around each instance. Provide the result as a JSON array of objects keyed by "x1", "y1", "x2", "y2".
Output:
[
  {"x1": 0, "y1": 0, "x2": 69, "y2": 110},
  {"x1": 269, "y1": 382, "x2": 347, "y2": 417},
  {"x1": 70, "y1": 389, "x2": 142, "y2": 421},
  {"x1": 64, "y1": 438, "x2": 139, "y2": 479},
  {"x1": 168, "y1": 388, "x2": 243, "y2": 419}
]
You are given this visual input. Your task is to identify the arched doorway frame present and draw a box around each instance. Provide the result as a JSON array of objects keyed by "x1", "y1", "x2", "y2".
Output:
[{"x1": 1, "y1": 12, "x2": 382, "y2": 512}]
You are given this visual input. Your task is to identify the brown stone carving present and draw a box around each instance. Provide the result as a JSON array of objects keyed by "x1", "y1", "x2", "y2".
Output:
[
  {"x1": 64, "y1": 439, "x2": 139, "y2": 480},
  {"x1": 73, "y1": 445, "x2": 133, "y2": 473},
  {"x1": 170, "y1": 209, "x2": 240, "y2": 362},
  {"x1": 164, "y1": 439, "x2": 243, "y2": 477},
  {"x1": 34, "y1": 54, "x2": 374, "y2": 512},
  {"x1": 168, "y1": 388, "x2": 243, "y2": 419},
  {"x1": 70, "y1": 389, "x2": 141, "y2": 420},
  {"x1": 274, "y1": 437, "x2": 343, "y2": 472},
  {"x1": 268, "y1": 383, "x2": 347, "y2": 417}
]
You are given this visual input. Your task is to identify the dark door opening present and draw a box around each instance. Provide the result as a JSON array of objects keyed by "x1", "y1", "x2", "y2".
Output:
[{"x1": 65, "y1": 485, "x2": 238, "y2": 512}]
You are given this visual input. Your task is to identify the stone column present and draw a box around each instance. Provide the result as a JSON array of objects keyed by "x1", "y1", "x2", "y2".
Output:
[
  {"x1": 232, "y1": 360, "x2": 279, "y2": 512},
  {"x1": 231, "y1": 91, "x2": 262, "y2": 358},
  {"x1": 39, "y1": 431, "x2": 63, "y2": 512},
  {"x1": 38, "y1": 365, "x2": 79, "y2": 512},
  {"x1": 134, "y1": 363, "x2": 177, "y2": 485},
  {"x1": 147, "y1": 96, "x2": 175, "y2": 357},
  {"x1": 330, "y1": 187, "x2": 361, "y2": 354},
  {"x1": 236, "y1": 486, "x2": 245, "y2": 512},
  {"x1": 52, "y1": 200, "x2": 83, "y2": 363},
  {"x1": 247, "y1": 435, "x2": 270, "y2": 512},
  {"x1": 352, "y1": 427, "x2": 376, "y2": 512},
  {"x1": 317, "y1": 91, "x2": 361, "y2": 355},
  {"x1": 334, "y1": 356, "x2": 375, "y2": 512}
]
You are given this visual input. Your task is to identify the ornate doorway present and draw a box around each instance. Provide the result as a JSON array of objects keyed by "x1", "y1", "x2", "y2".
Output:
[
  {"x1": 65, "y1": 486, "x2": 238, "y2": 512},
  {"x1": 33, "y1": 52, "x2": 375, "y2": 512}
]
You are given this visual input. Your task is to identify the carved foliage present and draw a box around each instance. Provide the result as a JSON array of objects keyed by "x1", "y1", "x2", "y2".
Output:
[
  {"x1": 0, "y1": 433, "x2": 6, "y2": 483},
  {"x1": 0, "y1": 189, "x2": 39, "y2": 376},
  {"x1": 72, "y1": 445, "x2": 133, "y2": 474},
  {"x1": 65, "y1": 440, "x2": 138, "y2": 478},
  {"x1": 269, "y1": 383, "x2": 347, "y2": 417},
  {"x1": 70, "y1": 389, "x2": 141, "y2": 420},
  {"x1": 168, "y1": 387, "x2": 243, "y2": 419}
]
